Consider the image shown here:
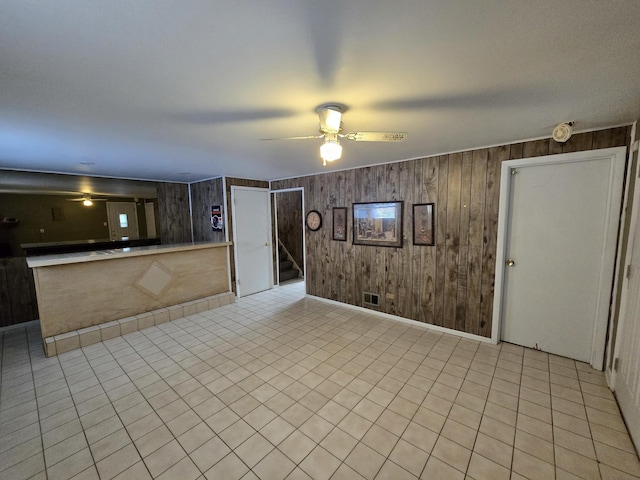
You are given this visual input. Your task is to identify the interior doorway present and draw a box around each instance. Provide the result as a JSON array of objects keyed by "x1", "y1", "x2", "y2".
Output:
[
  {"x1": 106, "y1": 202, "x2": 139, "y2": 240},
  {"x1": 493, "y1": 147, "x2": 626, "y2": 369},
  {"x1": 144, "y1": 201, "x2": 157, "y2": 238},
  {"x1": 272, "y1": 188, "x2": 305, "y2": 286}
]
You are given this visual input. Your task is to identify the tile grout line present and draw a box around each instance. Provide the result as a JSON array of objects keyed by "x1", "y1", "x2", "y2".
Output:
[{"x1": 25, "y1": 327, "x2": 50, "y2": 480}]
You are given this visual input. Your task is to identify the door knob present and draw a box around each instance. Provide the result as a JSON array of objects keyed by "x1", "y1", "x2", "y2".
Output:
[{"x1": 507, "y1": 259, "x2": 515, "y2": 267}]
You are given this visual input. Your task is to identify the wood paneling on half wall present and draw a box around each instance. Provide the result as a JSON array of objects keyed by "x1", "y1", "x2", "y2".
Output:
[
  {"x1": 191, "y1": 178, "x2": 225, "y2": 243},
  {"x1": 271, "y1": 127, "x2": 631, "y2": 337},
  {"x1": 157, "y1": 182, "x2": 192, "y2": 244},
  {"x1": 225, "y1": 177, "x2": 270, "y2": 292},
  {"x1": 0, "y1": 258, "x2": 38, "y2": 328}
]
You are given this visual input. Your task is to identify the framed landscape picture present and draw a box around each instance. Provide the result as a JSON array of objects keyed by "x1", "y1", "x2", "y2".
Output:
[
  {"x1": 353, "y1": 201, "x2": 403, "y2": 248},
  {"x1": 413, "y1": 203, "x2": 435, "y2": 246},
  {"x1": 333, "y1": 207, "x2": 347, "y2": 241}
]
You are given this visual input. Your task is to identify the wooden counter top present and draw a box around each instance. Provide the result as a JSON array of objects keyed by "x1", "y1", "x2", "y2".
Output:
[{"x1": 27, "y1": 241, "x2": 231, "y2": 268}]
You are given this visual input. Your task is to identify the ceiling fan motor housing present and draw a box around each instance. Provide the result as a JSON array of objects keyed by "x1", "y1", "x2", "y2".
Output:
[{"x1": 317, "y1": 105, "x2": 344, "y2": 133}]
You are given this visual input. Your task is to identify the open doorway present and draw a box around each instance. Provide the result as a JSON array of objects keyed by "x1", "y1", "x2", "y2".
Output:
[{"x1": 272, "y1": 188, "x2": 305, "y2": 286}]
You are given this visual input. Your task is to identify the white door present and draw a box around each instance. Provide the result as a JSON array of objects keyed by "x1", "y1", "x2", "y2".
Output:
[
  {"x1": 614, "y1": 202, "x2": 640, "y2": 448},
  {"x1": 106, "y1": 202, "x2": 139, "y2": 240},
  {"x1": 495, "y1": 148, "x2": 626, "y2": 368},
  {"x1": 612, "y1": 130, "x2": 640, "y2": 448},
  {"x1": 231, "y1": 187, "x2": 273, "y2": 297}
]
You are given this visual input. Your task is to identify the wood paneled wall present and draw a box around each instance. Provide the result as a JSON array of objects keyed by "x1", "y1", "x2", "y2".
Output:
[
  {"x1": 276, "y1": 190, "x2": 304, "y2": 274},
  {"x1": 225, "y1": 177, "x2": 270, "y2": 292},
  {"x1": 0, "y1": 258, "x2": 38, "y2": 328},
  {"x1": 271, "y1": 127, "x2": 631, "y2": 337},
  {"x1": 191, "y1": 178, "x2": 225, "y2": 243},
  {"x1": 157, "y1": 182, "x2": 192, "y2": 244}
]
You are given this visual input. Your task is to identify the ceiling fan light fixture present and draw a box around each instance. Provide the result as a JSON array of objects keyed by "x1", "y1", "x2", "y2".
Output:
[
  {"x1": 83, "y1": 198, "x2": 93, "y2": 206},
  {"x1": 320, "y1": 136, "x2": 342, "y2": 164}
]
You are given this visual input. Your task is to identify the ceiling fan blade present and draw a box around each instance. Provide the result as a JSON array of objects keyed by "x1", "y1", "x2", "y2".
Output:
[
  {"x1": 66, "y1": 196, "x2": 108, "y2": 202},
  {"x1": 303, "y1": 1, "x2": 344, "y2": 87},
  {"x1": 343, "y1": 132, "x2": 408, "y2": 142},
  {"x1": 260, "y1": 135, "x2": 324, "y2": 141},
  {"x1": 173, "y1": 108, "x2": 297, "y2": 125}
]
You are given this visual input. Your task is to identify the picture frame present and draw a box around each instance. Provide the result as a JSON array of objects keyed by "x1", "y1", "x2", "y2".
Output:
[
  {"x1": 353, "y1": 201, "x2": 403, "y2": 248},
  {"x1": 211, "y1": 205, "x2": 223, "y2": 231},
  {"x1": 413, "y1": 203, "x2": 435, "y2": 246},
  {"x1": 332, "y1": 207, "x2": 347, "y2": 241}
]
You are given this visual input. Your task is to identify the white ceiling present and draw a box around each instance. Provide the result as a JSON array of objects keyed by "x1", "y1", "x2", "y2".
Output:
[{"x1": 1, "y1": 1, "x2": 639, "y2": 184}]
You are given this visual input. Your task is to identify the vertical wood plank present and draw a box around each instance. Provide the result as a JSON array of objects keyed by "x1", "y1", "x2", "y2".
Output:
[
  {"x1": 316, "y1": 175, "x2": 324, "y2": 297},
  {"x1": 352, "y1": 171, "x2": 363, "y2": 307},
  {"x1": 344, "y1": 169, "x2": 356, "y2": 306},
  {"x1": 434, "y1": 155, "x2": 449, "y2": 326},
  {"x1": 0, "y1": 259, "x2": 12, "y2": 327},
  {"x1": 456, "y1": 151, "x2": 473, "y2": 331},
  {"x1": 372, "y1": 165, "x2": 387, "y2": 311},
  {"x1": 562, "y1": 131, "x2": 594, "y2": 153},
  {"x1": 318, "y1": 174, "x2": 335, "y2": 298},
  {"x1": 420, "y1": 156, "x2": 438, "y2": 325},
  {"x1": 593, "y1": 126, "x2": 629, "y2": 149},
  {"x1": 467, "y1": 149, "x2": 488, "y2": 334},
  {"x1": 522, "y1": 139, "x2": 550, "y2": 158},
  {"x1": 548, "y1": 138, "x2": 564, "y2": 155},
  {"x1": 385, "y1": 163, "x2": 400, "y2": 316},
  {"x1": 411, "y1": 160, "x2": 424, "y2": 319},
  {"x1": 509, "y1": 142, "x2": 524, "y2": 160},
  {"x1": 332, "y1": 172, "x2": 344, "y2": 301},
  {"x1": 443, "y1": 153, "x2": 462, "y2": 330},
  {"x1": 336, "y1": 171, "x2": 347, "y2": 302},
  {"x1": 479, "y1": 145, "x2": 509, "y2": 336},
  {"x1": 397, "y1": 160, "x2": 414, "y2": 319}
]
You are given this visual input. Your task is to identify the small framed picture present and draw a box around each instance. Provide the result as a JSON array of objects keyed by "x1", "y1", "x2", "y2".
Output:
[
  {"x1": 413, "y1": 203, "x2": 435, "y2": 246},
  {"x1": 353, "y1": 201, "x2": 403, "y2": 248},
  {"x1": 333, "y1": 207, "x2": 347, "y2": 241}
]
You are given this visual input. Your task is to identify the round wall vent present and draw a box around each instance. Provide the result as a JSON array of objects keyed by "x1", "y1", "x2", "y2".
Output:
[{"x1": 552, "y1": 122, "x2": 573, "y2": 143}]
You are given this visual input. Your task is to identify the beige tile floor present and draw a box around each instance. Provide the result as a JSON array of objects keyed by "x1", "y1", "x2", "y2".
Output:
[{"x1": 1, "y1": 280, "x2": 639, "y2": 480}]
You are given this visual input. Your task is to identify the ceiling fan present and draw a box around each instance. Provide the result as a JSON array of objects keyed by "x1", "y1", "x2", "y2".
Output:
[
  {"x1": 261, "y1": 104, "x2": 408, "y2": 165},
  {"x1": 66, "y1": 194, "x2": 108, "y2": 206}
]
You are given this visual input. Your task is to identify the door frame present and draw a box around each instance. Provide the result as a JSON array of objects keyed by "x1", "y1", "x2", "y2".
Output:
[
  {"x1": 610, "y1": 127, "x2": 639, "y2": 390},
  {"x1": 271, "y1": 187, "x2": 306, "y2": 286},
  {"x1": 231, "y1": 186, "x2": 274, "y2": 298},
  {"x1": 491, "y1": 147, "x2": 627, "y2": 369}
]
